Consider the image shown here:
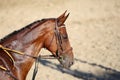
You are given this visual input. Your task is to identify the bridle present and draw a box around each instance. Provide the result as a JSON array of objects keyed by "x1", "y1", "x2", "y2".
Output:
[
  {"x1": 54, "y1": 19, "x2": 72, "y2": 59},
  {"x1": 0, "y1": 19, "x2": 72, "y2": 80}
]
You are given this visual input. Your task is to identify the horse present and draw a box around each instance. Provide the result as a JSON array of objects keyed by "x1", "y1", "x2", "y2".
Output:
[{"x1": 0, "y1": 11, "x2": 74, "y2": 80}]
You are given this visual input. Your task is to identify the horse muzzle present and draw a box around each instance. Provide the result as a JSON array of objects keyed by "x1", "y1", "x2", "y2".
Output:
[{"x1": 58, "y1": 54, "x2": 74, "y2": 68}]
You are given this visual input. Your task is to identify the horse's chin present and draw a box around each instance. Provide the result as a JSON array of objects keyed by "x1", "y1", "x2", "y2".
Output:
[
  {"x1": 61, "y1": 64, "x2": 71, "y2": 69},
  {"x1": 58, "y1": 56, "x2": 74, "y2": 69},
  {"x1": 59, "y1": 60, "x2": 74, "y2": 69}
]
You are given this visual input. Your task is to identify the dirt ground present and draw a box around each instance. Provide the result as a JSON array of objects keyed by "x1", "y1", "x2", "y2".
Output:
[{"x1": 0, "y1": 0, "x2": 120, "y2": 80}]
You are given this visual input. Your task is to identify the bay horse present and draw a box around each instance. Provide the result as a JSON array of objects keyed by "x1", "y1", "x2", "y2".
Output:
[{"x1": 0, "y1": 11, "x2": 74, "y2": 80}]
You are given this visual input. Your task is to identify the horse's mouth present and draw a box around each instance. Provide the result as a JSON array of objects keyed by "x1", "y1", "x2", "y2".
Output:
[
  {"x1": 59, "y1": 57, "x2": 74, "y2": 69},
  {"x1": 61, "y1": 64, "x2": 71, "y2": 69}
]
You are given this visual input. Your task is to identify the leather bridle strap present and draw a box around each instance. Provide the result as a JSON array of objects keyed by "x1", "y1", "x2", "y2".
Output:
[{"x1": 54, "y1": 19, "x2": 64, "y2": 57}]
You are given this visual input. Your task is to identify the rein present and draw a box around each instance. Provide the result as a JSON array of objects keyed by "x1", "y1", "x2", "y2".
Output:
[{"x1": 0, "y1": 44, "x2": 55, "y2": 80}]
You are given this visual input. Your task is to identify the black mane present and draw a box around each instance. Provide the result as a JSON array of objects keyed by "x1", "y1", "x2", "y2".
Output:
[{"x1": 0, "y1": 19, "x2": 47, "y2": 43}]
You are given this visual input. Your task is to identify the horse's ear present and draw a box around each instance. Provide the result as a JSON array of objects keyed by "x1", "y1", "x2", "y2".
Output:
[{"x1": 57, "y1": 11, "x2": 70, "y2": 27}]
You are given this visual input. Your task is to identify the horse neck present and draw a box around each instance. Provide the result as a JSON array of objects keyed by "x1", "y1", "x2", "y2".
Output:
[
  {"x1": 1, "y1": 23, "x2": 45, "y2": 60},
  {"x1": 1, "y1": 20, "x2": 55, "y2": 57},
  {"x1": 0, "y1": 20, "x2": 55, "y2": 79}
]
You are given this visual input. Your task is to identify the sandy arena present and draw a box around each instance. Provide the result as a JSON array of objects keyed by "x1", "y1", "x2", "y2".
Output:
[{"x1": 0, "y1": 0, "x2": 120, "y2": 80}]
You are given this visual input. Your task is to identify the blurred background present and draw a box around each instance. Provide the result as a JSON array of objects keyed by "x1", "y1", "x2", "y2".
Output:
[{"x1": 0, "y1": 0, "x2": 120, "y2": 80}]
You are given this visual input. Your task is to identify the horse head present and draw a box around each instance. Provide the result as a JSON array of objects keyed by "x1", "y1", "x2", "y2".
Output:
[{"x1": 44, "y1": 11, "x2": 74, "y2": 68}]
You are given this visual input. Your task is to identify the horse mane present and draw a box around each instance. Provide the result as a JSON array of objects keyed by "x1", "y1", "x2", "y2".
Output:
[{"x1": 0, "y1": 19, "x2": 48, "y2": 43}]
